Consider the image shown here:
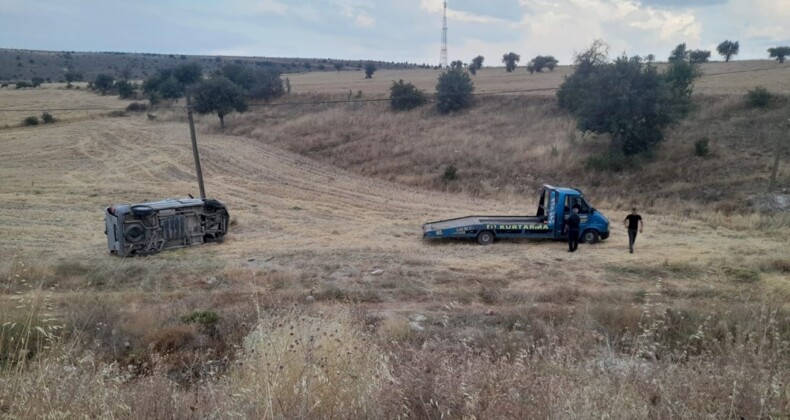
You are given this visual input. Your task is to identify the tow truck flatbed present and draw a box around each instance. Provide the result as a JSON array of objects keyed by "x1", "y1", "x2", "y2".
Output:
[{"x1": 422, "y1": 185, "x2": 609, "y2": 245}]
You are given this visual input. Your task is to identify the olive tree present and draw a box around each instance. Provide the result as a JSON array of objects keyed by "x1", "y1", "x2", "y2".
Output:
[
  {"x1": 502, "y1": 52, "x2": 520, "y2": 72},
  {"x1": 717, "y1": 40, "x2": 739, "y2": 62},
  {"x1": 768, "y1": 46, "x2": 790, "y2": 63},
  {"x1": 64, "y1": 71, "x2": 82, "y2": 88},
  {"x1": 220, "y1": 64, "x2": 284, "y2": 101},
  {"x1": 191, "y1": 76, "x2": 248, "y2": 128},
  {"x1": 689, "y1": 50, "x2": 711, "y2": 64},
  {"x1": 526, "y1": 55, "x2": 559, "y2": 73},
  {"x1": 364, "y1": 62, "x2": 377, "y2": 79},
  {"x1": 469, "y1": 55, "x2": 484, "y2": 75},
  {"x1": 142, "y1": 63, "x2": 204, "y2": 104},
  {"x1": 557, "y1": 41, "x2": 700, "y2": 156},
  {"x1": 93, "y1": 74, "x2": 115, "y2": 95},
  {"x1": 669, "y1": 43, "x2": 689, "y2": 62}
]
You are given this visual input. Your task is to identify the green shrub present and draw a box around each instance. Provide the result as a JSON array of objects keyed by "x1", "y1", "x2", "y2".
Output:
[
  {"x1": 389, "y1": 79, "x2": 427, "y2": 111},
  {"x1": 364, "y1": 62, "x2": 376, "y2": 79},
  {"x1": 443, "y1": 164, "x2": 458, "y2": 181},
  {"x1": 585, "y1": 151, "x2": 638, "y2": 172},
  {"x1": 181, "y1": 311, "x2": 220, "y2": 332},
  {"x1": 40, "y1": 112, "x2": 55, "y2": 124},
  {"x1": 436, "y1": 68, "x2": 475, "y2": 114},
  {"x1": 746, "y1": 86, "x2": 772, "y2": 108},
  {"x1": 694, "y1": 137, "x2": 709, "y2": 157},
  {"x1": 115, "y1": 79, "x2": 135, "y2": 99},
  {"x1": 92, "y1": 73, "x2": 115, "y2": 94},
  {"x1": 15, "y1": 81, "x2": 30, "y2": 89},
  {"x1": 126, "y1": 102, "x2": 148, "y2": 112},
  {"x1": 22, "y1": 116, "x2": 39, "y2": 126},
  {"x1": 53, "y1": 261, "x2": 91, "y2": 278},
  {"x1": 725, "y1": 267, "x2": 761, "y2": 283}
]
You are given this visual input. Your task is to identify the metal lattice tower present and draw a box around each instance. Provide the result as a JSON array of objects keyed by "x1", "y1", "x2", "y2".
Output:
[{"x1": 440, "y1": 0, "x2": 448, "y2": 68}]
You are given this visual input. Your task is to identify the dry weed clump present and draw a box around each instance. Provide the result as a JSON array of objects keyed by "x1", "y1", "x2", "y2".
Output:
[
  {"x1": 1, "y1": 260, "x2": 62, "y2": 368},
  {"x1": 223, "y1": 309, "x2": 390, "y2": 418},
  {"x1": 0, "y1": 354, "x2": 133, "y2": 418},
  {"x1": 0, "y1": 292, "x2": 59, "y2": 368}
]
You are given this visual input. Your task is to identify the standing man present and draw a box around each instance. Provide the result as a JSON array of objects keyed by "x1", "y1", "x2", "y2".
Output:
[
  {"x1": 624, "y1": 208, "x2": 644, "y2": 253},
  {"x1": 564, "y1": 205, "x2": 581, "y2": 252}
]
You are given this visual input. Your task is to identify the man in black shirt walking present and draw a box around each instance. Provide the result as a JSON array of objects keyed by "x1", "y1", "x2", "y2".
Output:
[
  {"x1": 624, "y1": 208, "x2": 644, "y2": 253},
  {"x1": 564, "y1": 206, "x2": 581, "y2": 252}
]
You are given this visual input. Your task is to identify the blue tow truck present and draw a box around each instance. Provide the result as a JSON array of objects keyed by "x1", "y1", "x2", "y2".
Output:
[{"x1": 422, "y1": 185, "x2": 609, "y2": 245}]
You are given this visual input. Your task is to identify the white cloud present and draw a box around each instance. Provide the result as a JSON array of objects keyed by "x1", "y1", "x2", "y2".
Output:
[
  {"x1": 628, "y1": 8, "x2": 700, "y2": 40},
  {"x1": 511, "y1": 0, "x2": 701, "y2": 61},
  {"x1": 728, "y1": 0, "x2": 790, "y2": 22},
  {"x1": 332, "y1": 0, "x2": 376, "y2": 27},
  {"x1": 234, "y1": 0, "x2": 320, "y2": 20},
  {"x1": 247, "y1": 0, "x2": 289, "y2": 15},
  {"x1": 419, "y1": 0, "x2": 510, "y2": 24},
  {"x1": 355, "y1": 13, "x2": 375, "y2": 27},
  {"x1": 724, "y1": 0, "x2": 790, "y2": 43}
]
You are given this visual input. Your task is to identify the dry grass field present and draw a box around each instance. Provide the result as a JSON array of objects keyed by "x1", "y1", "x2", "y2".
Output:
[
  {"x1": 286, "y1": 60, "x2": 790, "y2": 96},
  {"x1": 0, "y1": 83, "x2": 133, "y2": 127},
  {"x1": 0, "y1": 66, "x2": 788, "y2": 418}
]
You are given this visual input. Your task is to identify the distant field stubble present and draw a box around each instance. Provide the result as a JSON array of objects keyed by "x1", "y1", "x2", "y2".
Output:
[{"x1": 286, "y1": 60, "x2": 790, "y2": 97}]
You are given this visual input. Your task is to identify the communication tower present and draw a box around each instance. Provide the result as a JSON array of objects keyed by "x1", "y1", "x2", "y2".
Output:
[{"x1": 440, "y1": 1, "x2": 448, "y2": 68}]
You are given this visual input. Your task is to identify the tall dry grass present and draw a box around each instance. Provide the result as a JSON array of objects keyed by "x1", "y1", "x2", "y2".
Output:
[
  {"x1": 0, "y1": 290, "x2": 787, "y2": 418},
  {"x1": 379, "y1": 291, "x2": 789, "y2": 418},
  {"x1": 226, "y1": 95, "x2": 582, "y2": 197}
]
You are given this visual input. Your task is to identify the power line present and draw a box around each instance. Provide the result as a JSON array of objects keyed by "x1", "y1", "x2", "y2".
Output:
[
  {"x1": 0, "y1": 65, "x2": 786, "y2": 113},
  {"x1": 698, "y1": 65, "x2": 790, "y2": 77}
]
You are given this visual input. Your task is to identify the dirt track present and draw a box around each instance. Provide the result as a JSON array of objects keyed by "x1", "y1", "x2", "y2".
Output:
[{"x1": 2, "y1": 114, "x2": 787, "y2": 303}]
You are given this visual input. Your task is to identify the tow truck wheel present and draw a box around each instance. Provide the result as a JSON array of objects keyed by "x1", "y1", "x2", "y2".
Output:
[
  {"x1": 582, "y1": 229, "x2": 599, "y2": 244},
  {"x1": 476, "y1": 231, "x2": 494, "y2": 245}
]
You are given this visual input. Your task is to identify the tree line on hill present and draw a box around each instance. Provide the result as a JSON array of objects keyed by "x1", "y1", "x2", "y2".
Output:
[
  {"x1": 387, "y1": 39, "x2": 729, "y2": 173},
  {"x1": 67, "y1": 62, "x2": 285, "y2": 128},
  {"x1": 135, "y1": 62, "x2": 285, "y2": 128},
  {"x1": 0, "y1": 48, "x2": 433, "y2": 84},
  {"x1": 429, "y1": 40, "x2": 786, "y2": 75}
]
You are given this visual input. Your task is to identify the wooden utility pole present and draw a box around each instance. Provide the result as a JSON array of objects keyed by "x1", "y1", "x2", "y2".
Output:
[
  {"x1": 185, "y1": 94, "x2": 206, "y2": 199},
  {"x1": 768, "y1": 119, "x2": 789, "y2": 193},
  {"x1": 769, "y1": 140, "x2": 781, "y2": 193}
]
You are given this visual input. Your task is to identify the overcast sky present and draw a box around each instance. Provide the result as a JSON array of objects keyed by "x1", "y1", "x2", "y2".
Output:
[{"x1": 1, "y1": 0, "x2": 788, "y2": 65}]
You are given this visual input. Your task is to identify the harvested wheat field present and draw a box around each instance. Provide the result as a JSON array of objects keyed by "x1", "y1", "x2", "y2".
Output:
[
  {"x1": 286, "y1": 60, "x2": 790, "y2": 97},
  {"x1": 1, "y1": 79, "x2": 789, "y2": 418}
]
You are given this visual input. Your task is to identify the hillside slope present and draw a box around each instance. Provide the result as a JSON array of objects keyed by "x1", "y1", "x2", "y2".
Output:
[{"x1": 224, "y1": 93, "x2": 789, "y2": 219}]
